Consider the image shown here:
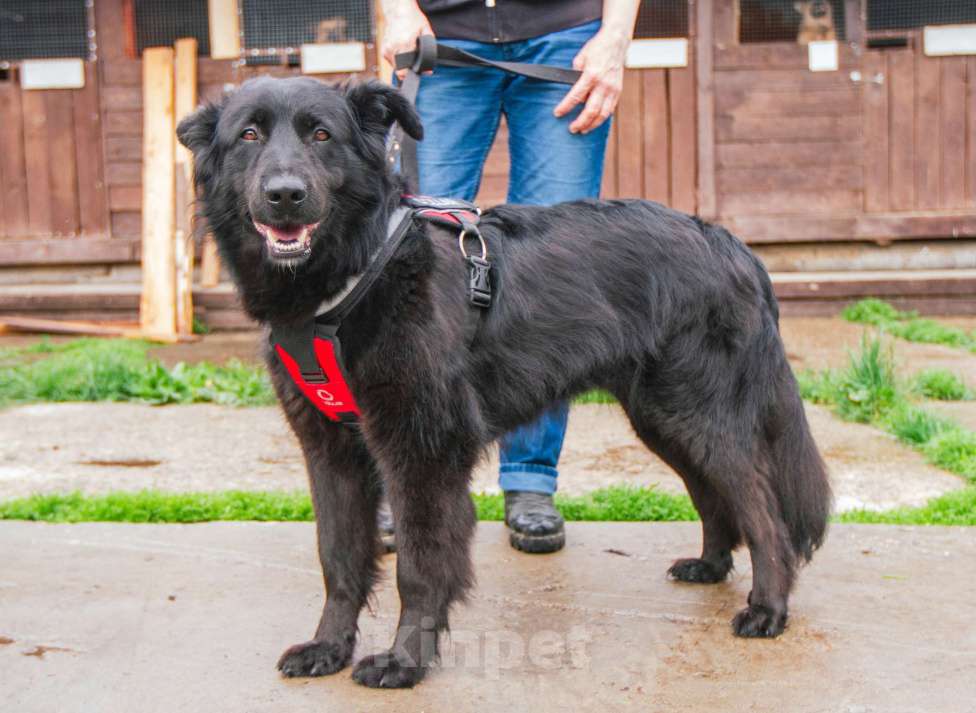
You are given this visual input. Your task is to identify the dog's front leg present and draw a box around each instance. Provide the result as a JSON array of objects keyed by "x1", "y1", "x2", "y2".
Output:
[
  {"x1": 351, "y1": 386, "x2": 482, "y2": 688},
  {"x1": 275, "y1": 391, "x2": 382, "y2": 678}
]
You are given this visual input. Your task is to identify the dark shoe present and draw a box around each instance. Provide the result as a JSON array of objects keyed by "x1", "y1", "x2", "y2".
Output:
[
  {"x1": 504, "y1": 491, "x2": 565, "y2": 554},
  {"x1": 377, "y1": 498, "x2": 396, "y2": 554}
]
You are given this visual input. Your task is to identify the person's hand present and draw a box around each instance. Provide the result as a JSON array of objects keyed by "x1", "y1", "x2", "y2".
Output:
[
  {"x1": 380, "y1": 0, "x2": 435, "y2": 81},
  {"x1": 553, "y1": 28, "x2": 630, "y2": 134}
]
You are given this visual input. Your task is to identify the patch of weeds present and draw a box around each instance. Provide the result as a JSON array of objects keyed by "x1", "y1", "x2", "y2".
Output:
[
  {"x1": 884, "y1": 403, "x2": 951, "y2": 446},
  {"x1": 832, "y1": 336, "x2": 899, "y2": 423},
  {"x1": 842, "y1": 298, "x2": 976, "y2": 351},
  {"x1": 912, "y1": 369, "x2": 970, "y2": 401},
  {"x1": 0, "y1": 338, "x2": 274, "y2": 407},
  {"x1": 837, "y1": 488, "x2": 976, "y2": 526},
  {"x1": 804, "y1": 335, "x2": 976, "y2": 485},
  {"x1": 192, "y1": 316, "x2": 212, "y2": 335},
  {"x1": 573, "y1": 389, "x2": 617, "y2": 405}
]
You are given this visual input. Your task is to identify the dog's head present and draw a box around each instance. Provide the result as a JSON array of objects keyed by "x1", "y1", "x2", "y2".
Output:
[
  {"x1": 794, "y1": 1, "x2": 834, "y2": 29},
  {"x1": 177, "y1": 77, "x2": 422, "y2": 268}
]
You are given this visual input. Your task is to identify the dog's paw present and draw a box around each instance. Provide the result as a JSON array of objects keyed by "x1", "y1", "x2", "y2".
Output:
[
  {"x1": 667, "y1": 557, "x2": 731, "y2": 584},
  {"x1": 731, "y1": 604, "x2": 787, "y2": 638},
  {"x1": 277, "y1": 638, "x2": 353, "y2": 677},
  {"x1": 351, "y1": 651, "x2": 426, "y2": 689}
]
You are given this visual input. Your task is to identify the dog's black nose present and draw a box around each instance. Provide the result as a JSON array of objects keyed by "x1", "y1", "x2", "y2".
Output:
[{"x1": 264, "y1": 176, "x2": 307, "y2": 209}]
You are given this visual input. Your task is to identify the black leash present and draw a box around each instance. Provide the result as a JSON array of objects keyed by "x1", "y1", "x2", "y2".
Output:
[{"x1": 391, "y1": 34, "x2": 582, "y2": 193}]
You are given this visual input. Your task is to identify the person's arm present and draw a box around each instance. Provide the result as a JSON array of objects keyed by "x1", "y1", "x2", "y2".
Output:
[
  {"x1": 553, "y1": 0, "x2": 641, "y2": 134},
  {"x1": 379, "y1": 0, "x2": 434, "y2": 80}
]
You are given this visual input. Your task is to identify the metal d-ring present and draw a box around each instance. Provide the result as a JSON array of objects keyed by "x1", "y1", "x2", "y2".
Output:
[{"x1": 458, "y1": 228, "x2": 487, "y2": 260}]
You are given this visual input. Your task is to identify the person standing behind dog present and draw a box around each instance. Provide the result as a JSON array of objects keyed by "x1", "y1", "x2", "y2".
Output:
[{"x1": 380, "y1": 0, "x2": 640, "y2": 554}]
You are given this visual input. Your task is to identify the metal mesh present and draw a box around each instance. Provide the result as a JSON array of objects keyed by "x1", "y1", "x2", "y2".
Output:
[
  {"x1": 241, "y1": 0, "x2": 372, "y2": 65},
  {"x1": 0, "y1": 0, "x2": 89, "y2": 62},
  {"x1": 134, "y1": 0, "x2": 211, "y2": 56},
  {"x1": 740, "y1": 0, "x2": 847, "y2": 43},
  {"x1": 633, "y1": 0, "x2": 689, "y2": 39},
  {"x1": 867, "y1": 1, "x2": 976, "y2": 31}
]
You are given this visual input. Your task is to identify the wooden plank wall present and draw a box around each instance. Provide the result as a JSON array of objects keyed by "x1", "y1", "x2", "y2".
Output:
[
  {"x1": 474, "y1": 66, "x2": 697, "y2": 214},
  {"x1": 0, "y1": 66, "x2": 108, "y2": 243},
  {"x1": 863, "y1": 45, "x2": 976, "y2": 213},
  {"x1": 711, "y1": 45, "x2": 863, "y2": 221}
]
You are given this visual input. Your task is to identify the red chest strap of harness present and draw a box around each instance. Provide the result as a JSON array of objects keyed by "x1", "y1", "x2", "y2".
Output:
[{"x1": 270, "y1": 197, "x2": 489, "y2": 424}]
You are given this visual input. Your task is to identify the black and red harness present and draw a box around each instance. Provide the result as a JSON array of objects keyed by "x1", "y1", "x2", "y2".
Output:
[
  {"x1": 271, "y1": 36, "x2": 579, "y2": 423},
  {"x1": 270, "y1": 197, "x2": 491, "y2": 423}
]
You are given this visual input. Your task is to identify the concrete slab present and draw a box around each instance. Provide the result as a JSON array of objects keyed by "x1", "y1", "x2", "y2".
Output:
[
  {"x1": 1, "y1": 522, "x2": 973, "y2": 713},
  {"x1": 0, "y1": 402, "x2": 964, "y2": 509}
]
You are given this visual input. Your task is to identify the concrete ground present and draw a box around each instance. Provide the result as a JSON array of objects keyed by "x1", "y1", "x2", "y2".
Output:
[
  {"x1": 2, "y1": 521, "x2": 973, "y2": 713},
  {"x1": 0, "y1": 401, "x2": 964, "y2": 510}
]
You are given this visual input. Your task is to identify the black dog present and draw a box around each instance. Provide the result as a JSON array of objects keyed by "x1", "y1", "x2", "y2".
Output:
[{"x1": 177, "y1": 77, "x2": 831, "y2": 689}]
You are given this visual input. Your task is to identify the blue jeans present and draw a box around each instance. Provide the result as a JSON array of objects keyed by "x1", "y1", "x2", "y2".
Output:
[{"x1": 414, "y1": 20, "x2": 610, "y2": 496}]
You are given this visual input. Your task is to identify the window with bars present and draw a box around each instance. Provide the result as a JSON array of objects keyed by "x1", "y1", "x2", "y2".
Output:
[
  {"x1": 241, "y1": 0, "x2": 372, "y2": 65},
  {"x1": 0, "y1": 0, "x2": 90, "y2": 62},
  {"x1": 867, "y1": 0, "x2": 976, "y2": 31},
  {"x1": 634, "y1": 0, "x2": 689, "y2": 39},
  {"x1": 739, "y1": 0, "x2": 847, "y2": 44},
  {"x1": 134, "y1": 0, "x2": 211, "y2": 56}
]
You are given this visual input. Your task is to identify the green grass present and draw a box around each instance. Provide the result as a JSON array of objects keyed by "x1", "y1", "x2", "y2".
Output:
[
  {"x1": 1, "y1": 485, "x2": 973, "y2": 525},
  {"x1": 912, "y1": 369, "x2": 971, "y2": 401},
  {"x1": 842, "y1": 298, "x2": 976, "y2": 351},
  {"x1": 837, "y1": 488, "x2": 976, "y2": 526},
  {"x1": 0, "y1": 485, "x2": 698, "y2": 524},
  {"x1": 801, "y1": 334, "x2": 976, "y2": 486},
  {"x1": 0, "y1": 338, "x2": 275, "y2": 407}
]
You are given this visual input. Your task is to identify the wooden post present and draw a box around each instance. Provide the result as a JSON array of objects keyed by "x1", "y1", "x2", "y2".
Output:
[
  {"x1": 174, "y1": 37, "x2": 198, "y2": 336},
  {"x1": 140, "y1": 47, "x2": 178, "y2": 339},
  {"x1": 373, "y1": 1, "x2": 394, "y2": 83},
  {"x1": 695, "y1": 0, "x2": 717, "y2": 220},
  {"x1": 208, "y1": 0, "x2": 241, "y2": 60}
]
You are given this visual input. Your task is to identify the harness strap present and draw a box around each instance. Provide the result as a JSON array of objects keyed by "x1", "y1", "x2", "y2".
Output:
[{"x1": 316, "y1": 205, "x2": 414, "y2": 322}]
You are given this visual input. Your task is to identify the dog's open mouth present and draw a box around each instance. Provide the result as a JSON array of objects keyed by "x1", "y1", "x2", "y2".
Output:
[{"x1": 254, "y1": 221, "x2": 319, "y2": 260}]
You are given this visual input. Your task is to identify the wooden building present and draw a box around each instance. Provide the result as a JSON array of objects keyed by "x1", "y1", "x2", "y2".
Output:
[{"x1": 1, "y1": 0, "x2": 975, "y2": 328}]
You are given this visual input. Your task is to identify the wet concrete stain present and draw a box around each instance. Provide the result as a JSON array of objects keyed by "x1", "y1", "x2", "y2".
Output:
[
  {"x1": 78, "y1": 459, "x2": 162, "y2": 468},
  {"x1": 22, "y1": 645, "x2": 74, "y2": 658}
]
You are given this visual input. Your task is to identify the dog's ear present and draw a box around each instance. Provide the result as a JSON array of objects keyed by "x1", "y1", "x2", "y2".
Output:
[
  {"x1": 793, "y1": 1, "x2": 805, "y2": 14},
  {"x1": 177, "y1": 102, "x2": 224, "y2": 191},
  {"x1": 345, "y1": 80, "x2": 424, "y2": 140},
  {"x1": 177, "y1": 102, "x2": 221, "y2": 156}
]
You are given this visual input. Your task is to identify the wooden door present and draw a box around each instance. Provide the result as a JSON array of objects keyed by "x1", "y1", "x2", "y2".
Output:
[
  {"x1": 0, "y1": 63, "x2": 109, "y2": 243},
  {"x1": 863, "y1": 41, "x2": 976, "y2": 213}
]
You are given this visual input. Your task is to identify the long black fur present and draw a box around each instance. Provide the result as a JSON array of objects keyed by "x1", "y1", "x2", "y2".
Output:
[{"x1": 178, "y1": 76, "x2": 831, "y2": 689}]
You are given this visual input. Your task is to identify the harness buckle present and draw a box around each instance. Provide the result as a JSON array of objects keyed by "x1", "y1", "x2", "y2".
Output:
[{"x1": 467, "y1": 255, "x2": 492, "y2": 308}]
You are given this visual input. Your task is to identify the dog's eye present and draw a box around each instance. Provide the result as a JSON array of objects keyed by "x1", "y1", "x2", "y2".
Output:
[
  {"x1": 241, "y1": 128, "x2": 259, "y2": 141},
  {"x1": 313, "y1": 128, "x2": 330, "y2": 142}
]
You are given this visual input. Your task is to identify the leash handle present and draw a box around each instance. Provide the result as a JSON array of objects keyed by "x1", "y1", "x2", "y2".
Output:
[
  {"x1": 394, "y1": 39, "x2": 582, "y2": 86},
  {"x1": 391, "y1": 36, "x2": 582, "y2": 191}
]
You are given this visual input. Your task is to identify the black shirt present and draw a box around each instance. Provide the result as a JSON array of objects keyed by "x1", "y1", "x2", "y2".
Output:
[{"x1": 418, "y1": 0, "x2": 603, "y2": 43}]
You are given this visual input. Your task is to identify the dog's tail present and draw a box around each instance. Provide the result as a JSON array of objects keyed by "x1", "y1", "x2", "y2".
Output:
[{"x1": 768, "y1": 378, "x2": 832, "y2": 562}]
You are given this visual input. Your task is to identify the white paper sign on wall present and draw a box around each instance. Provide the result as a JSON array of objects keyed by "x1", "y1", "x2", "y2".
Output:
[
  {"x1": 625, "y1": 39, "x2": 688, "y2": 69},
  {"x1": 808, "y1": 40, "x2": 839, "y2": 72},
  {"x1": 20, "y1": 58, "x2": 85, "y2": 90},
  {"x1": 301, "y1": 42, "x2": 366, "y2": 74},
  {"x1": 924, "y1": 24, "x2": 976, "y2": 57}
]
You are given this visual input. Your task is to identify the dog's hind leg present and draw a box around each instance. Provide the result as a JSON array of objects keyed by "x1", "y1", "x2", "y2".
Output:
[
  {"x1": 618, "y1": 371, "x2": 797, "y2": 637},
  {"x1": 274, "y1": 393, "x2": 382, "y2": 678},
  {"x1": 620, "y1": 406, "x2": 740, "y2": 584},
  {"x1": 351, "y1": 380, "x2": 481, "y2": 689}
]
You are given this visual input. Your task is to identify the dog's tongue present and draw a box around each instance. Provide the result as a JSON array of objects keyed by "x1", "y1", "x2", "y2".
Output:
[{"x1": 265, "y1": 224, "x2": 302, "y2": 243}]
